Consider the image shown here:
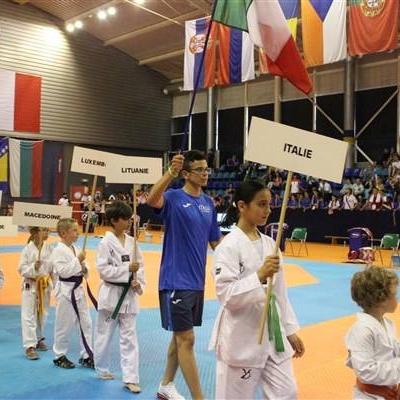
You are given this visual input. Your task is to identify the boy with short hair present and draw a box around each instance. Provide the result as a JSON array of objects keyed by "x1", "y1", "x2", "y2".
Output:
[
  {"x1": 51, "y1": 218, "x2": 94, "y2": 369},
  {"x1": 94, "y1": 201, "x2": 145, "y2": 394}
]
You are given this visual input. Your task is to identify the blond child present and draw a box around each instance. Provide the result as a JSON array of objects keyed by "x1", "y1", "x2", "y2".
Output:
[
  {"x1": 51, "y1": 218, "x2": 94, "y2": 369},
  {"x1": 19, "y1": 227, "x2": 53, "y2": 360},
  {"x1": 346, "y1": 267, "x2": 400, "y2": 399}
]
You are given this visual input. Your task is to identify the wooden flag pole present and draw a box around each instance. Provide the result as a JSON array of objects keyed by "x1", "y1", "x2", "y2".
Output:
[
  {"x1": 257, "y1": 170, "x2": 293, "y2": 344},
  {"x1": 132, "y1": 184, "x2": 138, "y2": 263},
  {"x1": 82, "y1": 175, "x2": 98, "y2": 252}
]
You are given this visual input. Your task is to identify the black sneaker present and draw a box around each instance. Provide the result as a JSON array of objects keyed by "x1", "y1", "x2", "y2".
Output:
[
  {"x1": 53, "y1": 355, "x2": 75, "y2": 369},
  {"x1": 79, "y1": 357, "x2": 95, "y2": 369}
]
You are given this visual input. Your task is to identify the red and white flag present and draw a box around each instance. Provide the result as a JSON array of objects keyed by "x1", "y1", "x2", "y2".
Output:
[{"x1": 0, "y1": 69, "x2": 41, "y2": 133}]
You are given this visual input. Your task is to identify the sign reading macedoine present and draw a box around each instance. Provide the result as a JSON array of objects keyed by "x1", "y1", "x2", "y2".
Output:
[
  {"x1": 0, "y1": 216, "x2": 18, "y2": 237},
  {"x1": 106, "y1": 154, "x2": 163, "y2": 184},
  {"x1": 13, "y1": 202, "x2": 73, "y2": 228},
  {"x1": 244, "y1": 117, "x2": 348, "y2": 183},
  {"x1": 70, "y1": 146, "x2": 110, "y2": 177}
]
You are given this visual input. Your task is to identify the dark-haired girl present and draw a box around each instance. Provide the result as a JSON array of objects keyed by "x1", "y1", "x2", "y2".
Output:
[{"x1": 209, "y1": 181, "x2": 304, "y2": 399}]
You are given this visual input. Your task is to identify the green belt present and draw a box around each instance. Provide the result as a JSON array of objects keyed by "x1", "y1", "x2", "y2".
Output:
[
  {"x1": 106, "y1": 275, "x2": 133, "y2": 320},
  {"x1": 268, "y1": 293, "x2": 285, "y2": 353}
]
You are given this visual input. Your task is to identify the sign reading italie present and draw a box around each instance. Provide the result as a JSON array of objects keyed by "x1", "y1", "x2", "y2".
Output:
[
  {"x1": 0, "y1": 217, "x2": 18, "y2": 237},
  {"x1": 13, "y1": 202, "x2": 73, "y2": 228},
  {"x1": 106, "y1": 155, "x2": 162, "y2": 184},
  {"x1": 245, "y1": 117, "x2": 348, "y2": 184},
  {"x1": 70, "y1": 146, "x2": 110, "y2": 177}
]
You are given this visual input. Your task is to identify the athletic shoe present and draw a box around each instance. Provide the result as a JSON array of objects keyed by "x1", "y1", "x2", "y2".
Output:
[
  {"x1": 36, "y1": 339, "x2": 48, "y2": 351},
  {"x1": 26, "y1": 347, "x2": 39, "y2": 360},
  {"x1": 53, "y1": 355, "x2": 75, "y2": 369},
  {"x1": 125, "y1": 383, "x2": 141, "y2": 393},
  {"x1": 79, "y1": 356, "x2": 95, "y2": 369},
  {"x1": 157, "y1": 382, "x2": 185, "y2": 400},
  {"x1": 98, "y1": 371, "x2": 115, "y2": 380}
]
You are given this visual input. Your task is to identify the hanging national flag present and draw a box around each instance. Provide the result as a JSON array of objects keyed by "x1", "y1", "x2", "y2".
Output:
[
  {"x1": 279, "y1": 0, "x2": 299, "y2": 39},
  {"x1": 184, "y1": 17, "x2": 218, "y2": 91},
  {"x1": 259, "y1": 0, "x2": 299, "y2": 74},
  {"x1": 213, "y1": 0, "x2": 312, "y2": 94},
  {"x1": 217, "y1": 23, "x2": 255, "y2": 86},
  {"x1": 301, "y1": 0, "x2": 346, "y2": 67},
  {"x1": 0, "y1": 69, "x2": 41, "y2": 133},
  {"x1": 348, "y1": 0, "x2": 399, "y2": 57},
  {"x1": 9, "y1": 138, "x2": 43, "y2": 198},
  {"x1": 0, "y1": 138, "x2": 9, "y2": 194}
]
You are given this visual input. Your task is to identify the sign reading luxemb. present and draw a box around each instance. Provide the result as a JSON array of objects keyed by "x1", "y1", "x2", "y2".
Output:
[
  {"x1": 0, "y1": 217, "x2": 18, "y2": 237},
  {"x1": 70, "y1": 146, "x2": 110, "y2": 177},
  {"x1": 13, "y1": 202, "x2": 73, "y2": 228},
  {"x1": 106, "y1": 155, "x2": 162, "y2": 184},
  {"x1": 245, "y1": 117, "x2": 348, "y2": 183}
]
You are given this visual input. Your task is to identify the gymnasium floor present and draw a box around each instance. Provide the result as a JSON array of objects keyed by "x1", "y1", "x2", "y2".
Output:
[{"x1": 0, "y1": 229, "x2": 397, "y2": 399}]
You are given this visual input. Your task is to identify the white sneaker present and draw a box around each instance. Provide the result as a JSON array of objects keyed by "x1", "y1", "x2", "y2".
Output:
[{"x1": 157, "y1": 382, "x2": 185, "y2": 400}]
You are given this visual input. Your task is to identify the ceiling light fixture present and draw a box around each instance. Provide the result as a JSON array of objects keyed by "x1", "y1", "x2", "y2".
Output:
[
  {"x1": 74, "y1": 20, "x2": 83, "y2": 29},
  {"x1": 107, "y1": 6, "x2": 116, "y2": 15},
  {"x1": 66, "y1": 23, "x2": 75, "y2": 33},
  {"x1": 134, "y1": 0, "x2": 145, "y2": 5},
  {"x1": 97, "y1": 10, "x2": 107, "y2": 20}
]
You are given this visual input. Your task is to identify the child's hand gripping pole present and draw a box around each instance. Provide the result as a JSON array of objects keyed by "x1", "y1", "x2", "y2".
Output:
[{"x1": 257, "y1": 170, "x2": 293, "y2": 344}]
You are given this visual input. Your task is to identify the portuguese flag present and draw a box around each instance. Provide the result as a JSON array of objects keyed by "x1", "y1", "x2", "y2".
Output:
[{"x1": 348, "y1": 0, "x2": 399, "y2": 56}]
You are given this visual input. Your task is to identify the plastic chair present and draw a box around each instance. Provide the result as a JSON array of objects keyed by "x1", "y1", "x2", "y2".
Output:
[
  {"x1": 286, "y1": 227, "x2": 308, "y2": 256},
  {"x1": 377, "y1": 233, "x2": 400, "y2": 267}
]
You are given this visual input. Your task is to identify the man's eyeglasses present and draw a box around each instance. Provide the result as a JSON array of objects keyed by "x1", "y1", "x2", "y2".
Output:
[{"x1": 190, "y1": 167, "x2": 212, "y2": 175}]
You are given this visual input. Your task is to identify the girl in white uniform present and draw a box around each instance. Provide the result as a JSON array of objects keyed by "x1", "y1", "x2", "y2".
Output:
[
  {"x1": 19, "y1": 227, "x2": 53, "y2": 360},
  {"x1": 346, "y1": 267, "x2": 400, "y2": 400},
  {"x1": 209, "y1": 180, "x2": 305, "y2": 400},
  {"x1": 94, "y1": 201, "x2": 145, "y2": 394}
]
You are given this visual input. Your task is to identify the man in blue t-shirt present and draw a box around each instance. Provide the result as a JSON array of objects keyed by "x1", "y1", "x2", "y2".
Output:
[{"x1": 147, "y1": 150, "x2": 221, "y2": 400}]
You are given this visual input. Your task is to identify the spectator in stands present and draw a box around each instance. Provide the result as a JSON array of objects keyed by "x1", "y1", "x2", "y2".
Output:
[
  {"x1": 389, "y1": 153, "x2": 400, "y2": 178},
  {"x1": 342, "y1": 188, "x2": 358, "y2": 210},
  {"x1": 269, "y1": 175, "x2": 283, "y2": 196},
  {"x1": 290, "y1": 175, "x2": 301, "y2": 195},
  {"x1": 58, "y1": 193, "x2": 69, "y2": 206},
  {"x1": 340, "y1": 179, "x2": 353, "y2": 196},
  {"x1": 287, "y1": 194, "x2": 298, "y2": 209},
  {"x1": 310, "y1": 189, "x2": 323, "y2": 210},
  {"x1": 360, "y1": 162, "x2": 375, "y2": 182},
  {"x1": 270, "y1": 193, "x2": 282, "y2": 209},
  {"x1": 366, "y1": 187, "x2": 383, "y2": 211},
  {"x1": 382, "y1": 194, "x2": 394, "y2": 211},
  {"x1": 319, "y1": 180, "x2": 332, "y2": 202},
  {"x1": 299, "y1": 192, "x2": 311, "y2": 211},
  {"x1": 327, "y1": 195, "x2": 341, "y2": 215},
  {"x1": 355, "y1": 195, "x2": 366, "y2": 211},
  {"x1": 352, "y1": 178, "x2": 364, "y2": 197}
]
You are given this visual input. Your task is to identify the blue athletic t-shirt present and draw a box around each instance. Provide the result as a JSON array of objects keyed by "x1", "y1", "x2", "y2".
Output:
[{"x1": 156, "y1": 188, "x2": 221, "y2": 291}]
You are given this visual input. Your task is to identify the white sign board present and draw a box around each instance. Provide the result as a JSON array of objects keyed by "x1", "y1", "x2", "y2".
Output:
[
  {"x1": 106, "y1": 155, "x2": 163, "y2": 184},
  {"x1": 70, "y1": 146, "x2": 110, "y2": 177},
  {"x1": 13, "y1": 202, "x2": 73, "y2": 228},
  {"x1": 0, "y1": 216, "x2": 18, "y2": 237},
  {"x1": 245, "y1": 117, "x2": 348, "y2": 183}
]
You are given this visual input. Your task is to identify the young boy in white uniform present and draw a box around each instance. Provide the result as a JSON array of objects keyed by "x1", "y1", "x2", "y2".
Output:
[
  {"x1": 51, "y1": 218, "x2": 94, "y2": 369},
  {"x1": 346, "y1": 267, "x2": 400, "y2": 399},
  {"x1": 19, "y1": 227, "x2": 53, "y2": 360},
  {"x1": 94, "y1": 201, "x2": 145, "y2": 393}
]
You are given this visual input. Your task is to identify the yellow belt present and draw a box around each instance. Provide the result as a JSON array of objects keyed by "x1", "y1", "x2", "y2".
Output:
[{"x1": 36, "y1": 275, "x2": 51, "y2": 325}]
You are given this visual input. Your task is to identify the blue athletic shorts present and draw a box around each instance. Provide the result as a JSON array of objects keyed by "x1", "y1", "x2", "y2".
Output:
[{"x1": 159, "y1": 290, "x2": 204, "y2": 332}]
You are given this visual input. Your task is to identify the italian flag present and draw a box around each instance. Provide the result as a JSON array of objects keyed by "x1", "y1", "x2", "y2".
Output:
[
  {"x1": 348, "y1": 0, "x2": 399, "y2": 56},
  {"x1": 213, "y1": 0, "x2": 312, "y2": 94},
  {"x1": 9, "y1": 138, "x2": 43, "y2": 198},
  {"x1": 0, "y1": 69, "x2": 41, "y2": 133}
]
